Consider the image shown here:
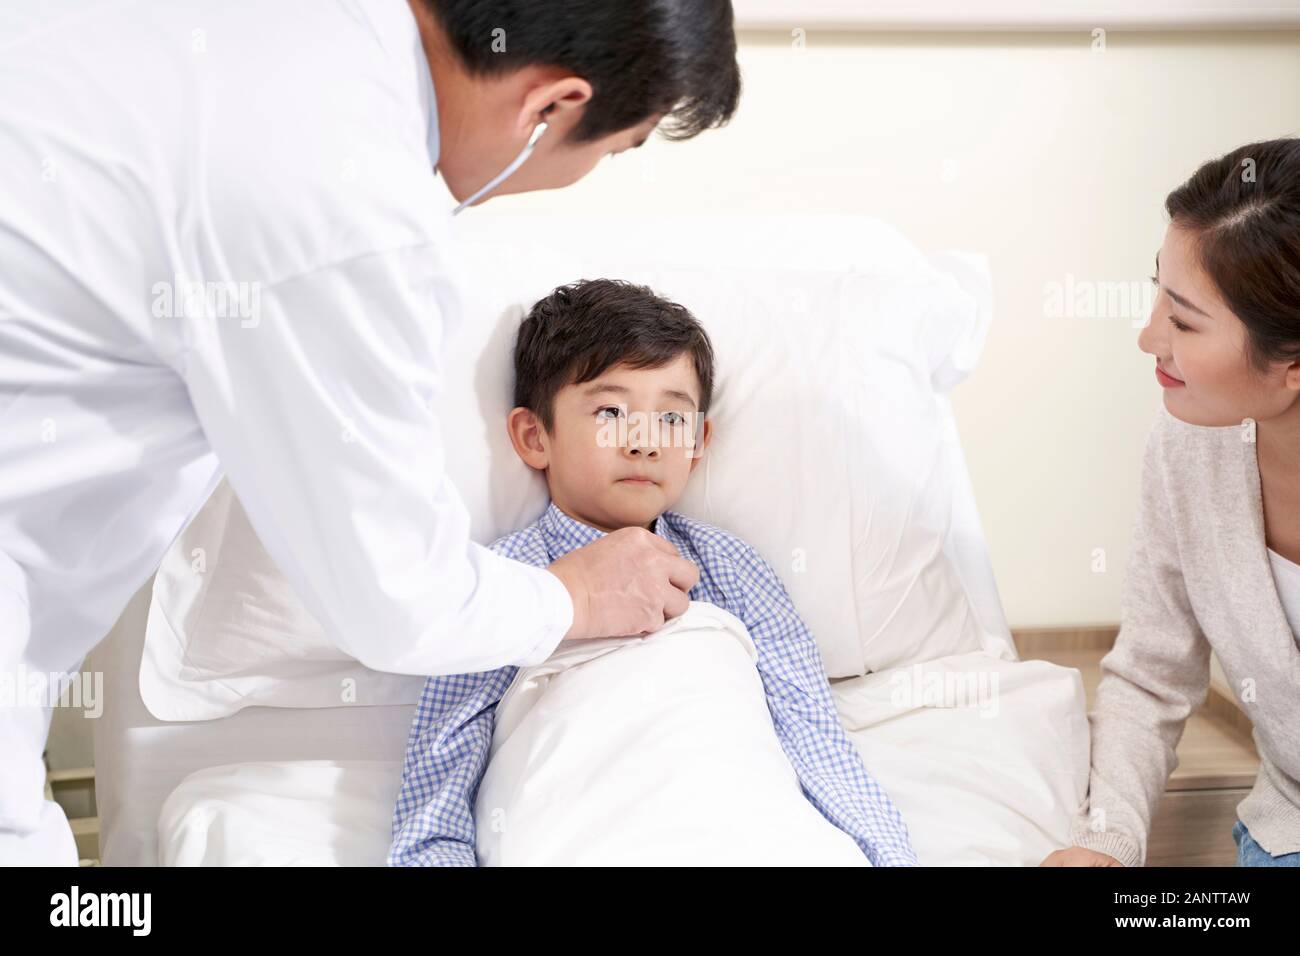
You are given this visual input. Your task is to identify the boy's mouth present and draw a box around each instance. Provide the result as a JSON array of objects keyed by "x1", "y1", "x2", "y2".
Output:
[{"x1": 618, "y1": 476, "x2": 658, "y2": 486}]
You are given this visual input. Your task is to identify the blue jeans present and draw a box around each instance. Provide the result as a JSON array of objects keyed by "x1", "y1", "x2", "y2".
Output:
[{"x1": 1233, "y1": 819, "x2": 1300, "y2": 867}]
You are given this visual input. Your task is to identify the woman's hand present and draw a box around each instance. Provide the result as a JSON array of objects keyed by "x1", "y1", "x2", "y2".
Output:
[{"x1": 1040, "y1": 846, "x2": 1124, "y2": 866}]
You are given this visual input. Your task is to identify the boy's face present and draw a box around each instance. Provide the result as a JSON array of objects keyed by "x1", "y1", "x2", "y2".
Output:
[{"x1": 507, "y1": 354, "x2": 712, "y2": 533}]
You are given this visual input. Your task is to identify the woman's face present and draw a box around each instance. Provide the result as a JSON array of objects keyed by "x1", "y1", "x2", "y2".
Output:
[{"x1": 1138, "y1": 222, "x2": 1298, "y2": 427}]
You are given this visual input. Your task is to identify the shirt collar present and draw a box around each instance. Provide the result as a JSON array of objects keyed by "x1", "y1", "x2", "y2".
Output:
[
  {"x1": 537, "y1": 501, "x2": 664, "y2": 562},
  {"x1": 412, "y1": 29, "x2": 441, "y2": 167}
]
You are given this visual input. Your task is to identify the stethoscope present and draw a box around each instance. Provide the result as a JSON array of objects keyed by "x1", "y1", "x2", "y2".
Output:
[{"x1": 451, "y1": 120, "x2": 549, "y2": 216}]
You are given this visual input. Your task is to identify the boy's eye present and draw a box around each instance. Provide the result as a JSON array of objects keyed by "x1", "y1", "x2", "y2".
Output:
[
  {"x1": 662, "y1": 411, "x2": 685, "y2": 426},
  {"x1": 596, "y1": 406, "x2": 624, "y2": 420}
]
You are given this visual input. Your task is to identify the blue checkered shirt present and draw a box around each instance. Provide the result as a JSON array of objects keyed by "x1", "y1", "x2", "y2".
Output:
[{"x1": 388, "y1": 501, "x2": 917, "y2": 866}]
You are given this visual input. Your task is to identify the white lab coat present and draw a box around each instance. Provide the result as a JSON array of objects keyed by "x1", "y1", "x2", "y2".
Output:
[{"x1": 0, "y1": 0, "x2": 573, "y2": 858}]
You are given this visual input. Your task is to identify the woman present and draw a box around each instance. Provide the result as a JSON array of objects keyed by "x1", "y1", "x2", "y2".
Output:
[{"x1": 1044, "y1": 138, "x2": 1300, "y2": 867}]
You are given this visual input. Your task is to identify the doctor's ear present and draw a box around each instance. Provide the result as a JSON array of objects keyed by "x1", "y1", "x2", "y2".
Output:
[
  {"x1": 506, "y1": 406, "x2": 550, "y2": 471},
  {"x1": 517, "y1": 76, "x2": 592, "y2": 140}
]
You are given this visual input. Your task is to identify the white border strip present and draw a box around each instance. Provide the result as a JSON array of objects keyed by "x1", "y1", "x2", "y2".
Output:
[{"x1": 733, "y1": 0, "x2": 1300, "y2": 31}]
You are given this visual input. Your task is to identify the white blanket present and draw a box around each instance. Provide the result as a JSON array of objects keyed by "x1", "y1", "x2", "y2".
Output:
[
  {"x1": 832, "y1": 653, "x2": 1090, "y2": 865},
  {"x1": 473, "y1": 601, "x2": 870, "y2": 866}
]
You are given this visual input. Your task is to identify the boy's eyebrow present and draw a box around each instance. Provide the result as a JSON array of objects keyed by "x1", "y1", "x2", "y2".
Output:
[
  {"x1": 583, "y1": 383, "x2": 629, "y2": 398},
  {"x1": 660, "y1": 388, "x2": 698, "y2": 408},
  {"x1": 582, "y1": 382, "x2": 698, "y2": 408},
  {"x1": 1155, "y1": 252, "x2": 1211, "y2": 318}
]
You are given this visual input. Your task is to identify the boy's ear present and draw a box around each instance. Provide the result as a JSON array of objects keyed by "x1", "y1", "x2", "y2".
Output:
[
  {"x1": 687, "y1": 416, "x2": 712, "y2": 471},
  {"x1": 506, "y1": 406, "x2": 550, "y2": 471}
]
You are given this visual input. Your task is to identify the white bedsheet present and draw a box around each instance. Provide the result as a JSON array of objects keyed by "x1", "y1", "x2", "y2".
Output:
[
  {"x1": 89, "y1": 582, "x2": 414, "y2": 866},
  {"x1": 155, "y1": 647, "x2": 1088, "y2": 866},
  {"x1": 160, "y1": 761, "x2": 399, "y2": 866},
  {"x1": 833, "y1": 653, "x2": 1090, "y2": 865}
]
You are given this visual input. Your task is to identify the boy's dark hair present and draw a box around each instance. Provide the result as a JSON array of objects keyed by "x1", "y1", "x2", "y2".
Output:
[
  {"x1": 420, "y1": 0, "x2": 741, "y2": 143},
  {"x1": 1165, "y1": 138, "x2": 1300, "y2": 371},
  {"x1": 513, "y1": 279, "x2": 714, "y2": 432}
]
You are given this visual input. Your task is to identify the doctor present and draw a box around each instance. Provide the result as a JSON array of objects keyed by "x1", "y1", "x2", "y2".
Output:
[{"x1": 0, "y1": 0, "x2": 741, "y2": 863}]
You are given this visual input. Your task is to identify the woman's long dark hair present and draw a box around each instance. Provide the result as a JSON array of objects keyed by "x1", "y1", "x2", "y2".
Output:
[{"x1": 1165, "y1": 138, "x2": 1300, "y2": 370}]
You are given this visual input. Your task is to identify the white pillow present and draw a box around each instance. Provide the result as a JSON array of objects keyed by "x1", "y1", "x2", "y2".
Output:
[
  {"x1": 141, "y1": 480, "x2": 426, "y2": 721},
  {"x1": 141, "y1": 215, "x2": 1005, "y2": 718}
]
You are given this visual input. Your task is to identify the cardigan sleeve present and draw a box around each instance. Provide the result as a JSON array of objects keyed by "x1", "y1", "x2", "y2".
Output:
[{"x1": 1069, "y1": 416, "x2": 1213, "y2": 866}]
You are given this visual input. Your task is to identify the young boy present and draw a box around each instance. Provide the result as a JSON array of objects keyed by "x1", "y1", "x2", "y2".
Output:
[{"x1": 389, "y1": 278, "x2": 916, "y2": 867}]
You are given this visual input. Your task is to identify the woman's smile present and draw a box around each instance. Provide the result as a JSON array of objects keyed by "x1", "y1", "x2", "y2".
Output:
[{"x1": 1155, "y1": 364, "x2": 1186, "y2": 389}]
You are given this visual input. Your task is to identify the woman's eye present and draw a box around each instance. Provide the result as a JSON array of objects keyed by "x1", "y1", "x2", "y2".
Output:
[
  {"x1": 662, "y1": 411, "x2": 685, "y2": 426},
  {"x1": 1168, "y1": 315, "x2": 1192, "y2": 333},
  {"x1": 596, "y1": 406, "x2": 624, "y2": 420}
]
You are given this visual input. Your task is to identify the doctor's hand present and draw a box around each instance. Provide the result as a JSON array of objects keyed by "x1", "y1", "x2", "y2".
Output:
[
  {"x1": 546, "y1": 527, "x2": 699, "y2": 642},
  {"x1": 1039, "y1": 847, "x2": 1124, "y2": 867}
]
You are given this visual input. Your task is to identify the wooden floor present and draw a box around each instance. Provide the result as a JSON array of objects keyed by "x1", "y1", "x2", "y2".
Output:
[{"x1": 1015, "y1": 627, "x2": 1259, "y2": 865}]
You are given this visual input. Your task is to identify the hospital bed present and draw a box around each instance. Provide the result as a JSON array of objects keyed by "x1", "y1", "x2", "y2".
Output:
[{"x1": 89, "y1": 214, "x2": 1090, "y2": 866}]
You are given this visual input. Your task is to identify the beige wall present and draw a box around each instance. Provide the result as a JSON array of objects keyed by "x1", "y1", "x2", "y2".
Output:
[{"x1": 475, "y1": 28, "x2": 1300, "y2": 628}]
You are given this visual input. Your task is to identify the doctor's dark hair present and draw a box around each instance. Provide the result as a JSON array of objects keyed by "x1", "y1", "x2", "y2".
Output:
[
  {"x1": 513, "y1": 279, "x2": 714, "y2": 433},
  {"x1": 1165, "y1": 137, "x2": 1300, "y2": 371},
  {"x1": 419, "y1": 0, "x2": 740, "y2": 142}
]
